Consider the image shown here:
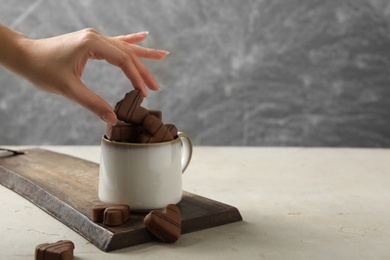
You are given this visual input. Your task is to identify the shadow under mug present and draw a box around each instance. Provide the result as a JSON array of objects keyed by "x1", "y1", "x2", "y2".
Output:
[{"x1": 98, "y1": 132, "x2": 192, "y2": 211}]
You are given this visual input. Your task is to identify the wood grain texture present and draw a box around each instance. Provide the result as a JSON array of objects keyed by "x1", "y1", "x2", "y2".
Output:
[{"x1": 0, "y1": 149, "x2": 242, "y2": 252}]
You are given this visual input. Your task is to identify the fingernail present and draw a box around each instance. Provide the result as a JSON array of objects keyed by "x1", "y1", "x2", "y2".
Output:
[
  {"x1": 157, "y1": 50, "x2": 170, "y2": 56},
  {"x1": 153, "y1": 84, "x2": 160, "y2": 91},
  {"x1": 142, "y1": 86, "x2": 148, "y2": 97},
  {"x1": 102, "y1": 111, "x2": 117, "y2": 126},
  {"x1": 137, "y1": 31, "x2": 149, "y2": 36},
  {"x1": 152, "y1": 76, "x2": 160, "y2": 90}
]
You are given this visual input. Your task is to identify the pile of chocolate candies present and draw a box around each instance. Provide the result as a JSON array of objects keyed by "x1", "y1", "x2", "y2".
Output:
[{"x1": 105, "y1": 90, "x2": 178, "y2": 143}]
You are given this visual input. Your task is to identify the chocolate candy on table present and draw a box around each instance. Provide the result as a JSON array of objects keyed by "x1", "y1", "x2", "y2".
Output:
[
  {"x1": 35, "y1": 240, "x2": 74, "y2": 260},
  {"x1": 92, "y1": 204, "x2": 131, "y2": 226},
  {"x1": 138, "y1": 115, "x2": 174, "y2": 143},
  {"x1": 114, "y1": 90, "x2": 148, "y2": 124},
  {"x1": 143, "y1": 204, "x2": 181, "y2": 243},
  {"x1": 105, "y1": 121, "x2": 141, "y2": 142}
]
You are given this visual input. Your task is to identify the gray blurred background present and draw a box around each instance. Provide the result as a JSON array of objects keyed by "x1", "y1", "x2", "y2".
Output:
[{"x1": 1, "y1": 0, "x2": 390, "y2": 146}]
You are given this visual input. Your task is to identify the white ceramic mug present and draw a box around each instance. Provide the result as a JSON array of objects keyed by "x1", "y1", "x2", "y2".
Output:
[{"x1": 98, "y1": 132, "x2": 192, "y2": 211}]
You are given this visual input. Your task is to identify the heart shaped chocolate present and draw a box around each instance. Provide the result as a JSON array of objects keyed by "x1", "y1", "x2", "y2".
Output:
[
  {"x1": 114, "y1": 90, "x2": 148, "y2": 124},
  {"x1": 138, "y1": 115, "x2": 174, "y2": 143},
  {"x1": 148, "y1": 109, "x2": 162, "y2": 120},
  {"x1": 143, "y1": 204, "x2": 181, "y2": 243},
  {"x1": 165, "y1": 124, "x2": 178, "y2": 139}
]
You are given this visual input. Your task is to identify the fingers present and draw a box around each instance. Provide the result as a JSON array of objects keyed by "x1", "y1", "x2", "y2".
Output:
[
  {"x1": 129, "y1": 44, "x2": 169, "y2": 60},
  {"x1": 112, "y1": 43, "x2": 160, "y2": 92},
  {"x1": 129, "y1": 52, "x2": 160, "y2": 91},
  {"x1": 78, "y1": 29, "x2": 168, "y2": 97},
  {"x1": 114, "y1": 33, "x2": 169, "y2": 60},
  {"x1": 65, "y1": 79, "x2": 117, "y2": 125},
  {"x1": 115, "y1": 31, "x2": 150, "y2": 44},
  {"x1": 103, "y1": 40, "x2": 167, "y2": 91},
  {"x1": 87, "y1": 37, "x2": 148, "y2": 96},
  {"x1": 122, "y1": 54, "x2": 149, "y2": 96},
  {"x1": 85, "y1": 30, "x2": 167, "y2": 95},
  {"x1": 90, "y1": 36, "x2": 161, "y2": 94}
]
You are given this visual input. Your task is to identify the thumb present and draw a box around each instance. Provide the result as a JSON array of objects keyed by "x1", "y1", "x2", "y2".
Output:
[{"x1": 64, "y1": 80, "x2": 117, "y2": 126}]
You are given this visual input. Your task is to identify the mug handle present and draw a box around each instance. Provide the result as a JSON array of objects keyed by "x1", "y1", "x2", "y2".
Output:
[{"x1": 178, "y1": 132, "x2": 193, "y2": 173}]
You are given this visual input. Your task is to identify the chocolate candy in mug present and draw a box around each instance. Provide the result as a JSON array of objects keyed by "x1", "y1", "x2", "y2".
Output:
[
  {"x1": 149, "y1": 110, "x2": 162, "y2": 121},
  {"x1": 105, "y1": 121, "x2": 141, "y2": 142},
  {"x1": 138, "y1": 115, "x2": 174, "y2": 143},
  {"x1": 114, "y1": 90, "x2": 148, "y2": 124}
]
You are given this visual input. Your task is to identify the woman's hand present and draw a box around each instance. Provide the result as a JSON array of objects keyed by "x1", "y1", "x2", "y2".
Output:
[{"x1": 0, "y1": 25, "x2": 168, "y2": 125}]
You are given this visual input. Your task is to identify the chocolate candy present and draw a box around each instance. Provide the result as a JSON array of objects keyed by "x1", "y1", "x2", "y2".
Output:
[
  {"x1": 35, "y1": 240, "x2": 74, "y2": 260},
  {"x1": 143, "y1": 204, "x2": 181, "y2": 243},
  {"x1": 108, "y1": 90, "x2": 178, "y2": 143},
  {"x1": 139, "y1": 115, "x2": 174, "y2": 143},
  {"x1": 105, "y1": 121, "x2": 141, "y2": 142},
  {"x1": 149, "y1": 110, "x2": 162, "y2": 120},
  {"x1": 92, "y1": 204, "x2": 130, "y2": 226},
  {"x1": 165, "y1": 124, "x2": 178, "y2": 139},
  {"x1": 114, "y1": 90, "x2": 148, "y2": 124}
]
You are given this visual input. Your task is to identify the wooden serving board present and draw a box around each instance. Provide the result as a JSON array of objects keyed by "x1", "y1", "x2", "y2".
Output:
[{"x1": 0, "y1": 148, "x2": 242, "y2": 252}]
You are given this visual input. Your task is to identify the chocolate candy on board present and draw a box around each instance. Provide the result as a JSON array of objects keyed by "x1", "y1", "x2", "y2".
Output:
[{"x1": 143, "y1": 204, "x2": 181, "y2": 243}]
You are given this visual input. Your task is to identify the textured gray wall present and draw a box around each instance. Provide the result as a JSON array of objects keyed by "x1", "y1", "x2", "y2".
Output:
[{"x1": 1, "y1": 0, "x2": 390, "y2": 146}]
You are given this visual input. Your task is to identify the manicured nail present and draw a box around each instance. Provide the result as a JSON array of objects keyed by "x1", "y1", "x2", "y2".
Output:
[
  {"x1": 137, "y1": 31, "x2": 149, "y2": 36},
  {"x1": 154, "y1": 82, "x2": 161, "y2": 90},
  {"x1": 157, "y1": 50, "x2": 170, "y2": 56},
  {"x1": 102, "y1": 111, "x2": 117, "y2": 126},
  {"x1": 142, "y1": 86, "x2": 148, "y2": 97}
]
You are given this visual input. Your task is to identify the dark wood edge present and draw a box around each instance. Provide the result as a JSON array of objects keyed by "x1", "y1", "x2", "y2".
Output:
[
  {"x1": 179, "y1": 192, "x2": 243, "y2": 233},
  {"x1": 0, "y1": 166, "x2": 113, "y2": 251},
  {"x1": 182, "y1": 207, "x2": 242, "y2": 234}
]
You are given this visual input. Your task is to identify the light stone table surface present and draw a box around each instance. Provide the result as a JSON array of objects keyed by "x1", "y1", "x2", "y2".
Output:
[{"x1": 0, "y1": 146, "x2": 389, "y2": 259}]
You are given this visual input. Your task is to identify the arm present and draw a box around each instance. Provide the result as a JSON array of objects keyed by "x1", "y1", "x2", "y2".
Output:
[{"x1": 0, "y1": 24, "x2": 168, "y2": 125}]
